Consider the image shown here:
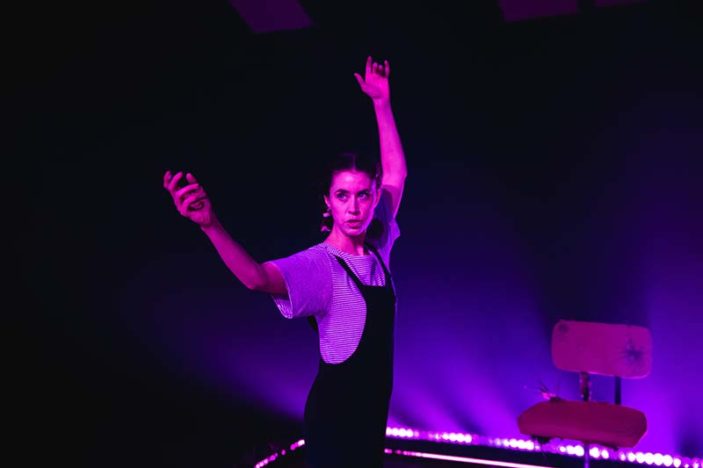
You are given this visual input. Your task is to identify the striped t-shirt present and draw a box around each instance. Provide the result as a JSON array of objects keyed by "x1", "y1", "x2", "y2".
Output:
[{"x1": 271, "y1": 201, "x2": 400, "y2": 364}]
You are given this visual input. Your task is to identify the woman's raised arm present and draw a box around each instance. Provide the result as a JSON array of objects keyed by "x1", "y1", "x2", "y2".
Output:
[{"x1": 354, "y1": 56, "x2": 407, "y2": 218}]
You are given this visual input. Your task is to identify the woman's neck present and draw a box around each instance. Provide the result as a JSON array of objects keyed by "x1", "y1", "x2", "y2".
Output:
[{"x1": 324, "y1": 228, "x2": 367, "y2": 255}]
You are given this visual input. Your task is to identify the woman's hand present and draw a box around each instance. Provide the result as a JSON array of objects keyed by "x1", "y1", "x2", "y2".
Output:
[
  {"x1": 163, "y1": 170, "x2": 215, "y2": 227},
  {"x1": 354, "y1": 56, "x2": 390, "y2": 104}
]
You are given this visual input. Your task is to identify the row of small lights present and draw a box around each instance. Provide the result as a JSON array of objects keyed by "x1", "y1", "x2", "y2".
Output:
[
  {"x1": 386, "y1": 427, "x2": 702, "y2": 467},
  {"x1": 254, "y1": 427, "x2": 702, "y2": 468},
  {"x1": 254, "y1": 439, "x2": 306, "y2": 468}
]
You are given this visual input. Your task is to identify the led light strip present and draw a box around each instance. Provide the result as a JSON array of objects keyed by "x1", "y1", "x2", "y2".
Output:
[
  {"x1": 385, "y1": 426, "x2": 702, "y2": 467},
  {"x1": 254, "y1": 439, "x2": 305, "y2": 467},
  {"x1": 254, "y1": 427, "x2": 702, "y2": 467}
]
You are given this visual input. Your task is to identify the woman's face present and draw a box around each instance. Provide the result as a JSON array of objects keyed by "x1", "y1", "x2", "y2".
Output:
[{"x1": 324, "y1": 170, "x2": 380, "y2": 238}]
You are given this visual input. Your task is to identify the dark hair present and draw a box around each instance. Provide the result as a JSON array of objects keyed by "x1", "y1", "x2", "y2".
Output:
[
  {"x1": 319, "y1": 151, "x2": 382, "y2": 233},
  {"x1": 320, "y1": 151, "x2": 381, "y2": 195}
]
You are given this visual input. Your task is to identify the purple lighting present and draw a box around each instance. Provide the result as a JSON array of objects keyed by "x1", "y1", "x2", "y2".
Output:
[
  {"x1": 289, "y1": 439, "x2": 305, "y2": 451},
  {"x1": 595, "y1": 0, "x2": 644, "y2": 5},
  {"x1": 497, "y1": 0, "x2": 579, "y2": 22},
  {"x1": 388, "y1": 427, "x2": 703, "y2": 466},
  {"x1": 228, "y1": 0, "x2": 312, "y2": 33},
  {"x1": 386, "y1": 427, "x2": 420, "y2": 439},
  {"x1": 591, "y1": 446, "x2": 602, "y2": 459},
  {"x1": 496, "y1": 0, "x2": 645, "y2": 22}
]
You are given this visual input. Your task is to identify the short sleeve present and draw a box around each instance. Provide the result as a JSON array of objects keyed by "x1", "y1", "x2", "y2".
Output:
[
  {"x1": 270, "y1": 246, "x2": 332, "y2": 319},
  {"x1": 367, "y1": 191, "x2": 401, "y2": 266}
]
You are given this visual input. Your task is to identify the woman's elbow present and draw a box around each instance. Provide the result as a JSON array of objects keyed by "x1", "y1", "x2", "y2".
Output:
[
  {"x1": 244, "y1": 278, "x2": 265, "y2": 292},
  {"x1": 246, "y1": 263, "x2": 286, "y2": 295}
]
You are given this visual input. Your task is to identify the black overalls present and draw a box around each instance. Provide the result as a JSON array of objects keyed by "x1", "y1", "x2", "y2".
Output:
[{"x1": 303, "y1": 243, "x2": 396, "y2": 468}]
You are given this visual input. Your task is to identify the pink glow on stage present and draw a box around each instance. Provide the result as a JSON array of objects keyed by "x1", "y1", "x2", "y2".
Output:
[
  {"x1": 497, "y1": 0, "x2": 645, "y2": 22},
  {"x1": 497, "y1": 0, "x2": 579, "y2": 22},
  {"x1": 228, "y1": 0, "x2": 312, "y2": 33},
  {"x1": 596, "y1": 0, "x2": 644, "y2": 6}
]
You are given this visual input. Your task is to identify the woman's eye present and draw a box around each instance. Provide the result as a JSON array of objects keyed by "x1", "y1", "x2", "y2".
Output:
[
  {"x1": 359, "y1": 192, "x2": 370, "y2": 200},
  {"x1": 336, "y1": 193, "x2": 348, "y2": 201}
]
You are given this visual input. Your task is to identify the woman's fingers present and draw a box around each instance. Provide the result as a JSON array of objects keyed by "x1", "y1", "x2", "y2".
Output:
[
  {"x1": 164, "y1": 171, "x2": 199, "y2": 192},
  {"x1": 177, "y1": 188, "x2": 205, "y2": 212},
  {"x1": 358, "y1": 56, "x2": 390, "y2": 86},
  {"x1": 164, "y1": 170, "x2": 209, "y2": 219},
  {"x1": 364, "y1": 57, "x2": 388, "y2": 77},
  {"x1": 179, "y1": 193, "x2": 198, "y2": 215},
  {"x1": 175, "y1": 183, "x2": 200, "y2": 203},
  {"x1": 167, "y1": 171, "x2": 184, "y2": 192},
  {"x1": 185, "y1": 172, "x2": 198, "y2": 184},
  {"x1": 189, "y1": 196, "x2": 207, "y2": 211},
  {"x1": 180, "y1": 192, "x2": 207, "y2": 215},
  {"x1": 178, "y1": 186, "x2": 207, "y2": 207},
  {"x1": 354, "y1": 72, "x2": 366, "y2": 90}
]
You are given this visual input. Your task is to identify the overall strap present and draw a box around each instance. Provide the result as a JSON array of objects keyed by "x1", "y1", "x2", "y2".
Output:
[
  {"x1": 334, "y1": 255, "x2": 365, "y2": 290},
  {"x1": 364, "y1": 242, "x2": 392, "y2": 283}
]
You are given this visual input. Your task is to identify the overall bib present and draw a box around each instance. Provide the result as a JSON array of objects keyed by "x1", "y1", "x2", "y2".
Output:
[{"x1": 303, "y1": 244, "x2": 396, "y2": 468}]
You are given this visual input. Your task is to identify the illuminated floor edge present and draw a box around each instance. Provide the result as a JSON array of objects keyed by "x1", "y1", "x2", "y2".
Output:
[
  {"x1": 384, "y1": 449, "x2": 557, "y2": 468},
  {"x1": 254, "y1": 427, "x2": 702, "y2": 468}
]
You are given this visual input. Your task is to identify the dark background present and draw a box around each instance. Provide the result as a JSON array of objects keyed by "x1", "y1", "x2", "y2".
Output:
[{"x1": 12, "y1": 0, "x2": 702, "y2": 466}]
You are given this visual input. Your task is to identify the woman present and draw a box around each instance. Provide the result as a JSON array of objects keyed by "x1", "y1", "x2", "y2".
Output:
[{"x1": 163, "y1": 56, "x2": 407, "y2": 468}]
